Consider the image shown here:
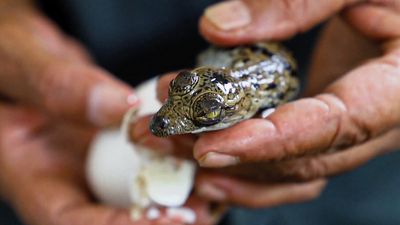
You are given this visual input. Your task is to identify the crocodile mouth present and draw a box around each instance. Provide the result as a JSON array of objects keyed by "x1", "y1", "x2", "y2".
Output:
[{"x1": 149, "y1": 107, "x2": 197, "y2": 137}]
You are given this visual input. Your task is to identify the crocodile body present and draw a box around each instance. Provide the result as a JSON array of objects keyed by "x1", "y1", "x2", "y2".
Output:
[{"x1": 150, "y1": 42, "x2": 299, "y2": 137}]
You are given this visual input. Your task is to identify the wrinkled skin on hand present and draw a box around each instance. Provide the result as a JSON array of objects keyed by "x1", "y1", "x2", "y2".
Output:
[{"x1": 132, "y1": 0, "x2": 400, "y2": 208}]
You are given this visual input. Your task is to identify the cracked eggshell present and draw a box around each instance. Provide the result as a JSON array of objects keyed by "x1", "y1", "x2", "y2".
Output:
[
  {"x1": 86, "y1": 79, "x2": 196, "y2": 210},
  {"x1": 86, "y1": 79, "x2": 159, "y2": 208},
  {"x1": 141, "y1": 157, "x2": 195, "y2": 207},
  {"x1": 86, "y1": 128, "x2": 140, "y2": 207}
]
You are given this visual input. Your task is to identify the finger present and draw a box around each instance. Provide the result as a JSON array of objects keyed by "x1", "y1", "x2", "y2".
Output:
[
  {"x1": 130, "y1": 115, "x2": 195, "y2": 158},
  {"x1": 2, "y1": 60, "x2": 139, "y2": 127},
  {"x1": 344, "y1": 3, "x2": 400, "y2": 41},
  {"x1": 199, "y1": 0, "x2": 361, "y2": 45},
  {"x1": 10, "y1": 176, "x2": 213, "y2": 225},
  {"x1": 0, "y1": 107, "x2": 212, "y2": 225},
  {"x1": 23, "y1": 8, "x2": 93, "y2": 63},
  {"x1": 194, "y1": 48, "x2": 400, "y2": 167},
  {"x1": 12, "y1": 179, "x2": 142, "y2": 225},
  {"x1": 63, "y1": 37, "x2": 94, "y2": 63},
  {"x1": 10, "y1": 172, "x2": 203, "y2": 225},
  {"x1": 196, "y1": 173, "x2": 326, "y2": 208},
  {"x1": 265, "y1": 128, "x2": 400, "y2": 181},
  {"x1": 156, "y1": 72, "x2": 178, "y2": 103},
  {"x1": 184, "y1": 196, "x2": 222, "y2": 225},
  {"x1": 0, "y1": 9, "x2": 140, "y2": 127},
  {"x1": 0, "y1": 108, "x2": 146, "y2": 225},
  {"x1": 306, "y1": 17, "x2": 381, "y2": 96}
]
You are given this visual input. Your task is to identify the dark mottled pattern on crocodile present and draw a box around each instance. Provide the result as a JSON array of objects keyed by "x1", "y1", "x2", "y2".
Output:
[{"x1": 150, "y1": 42, "x2": 299, "y2": 137}]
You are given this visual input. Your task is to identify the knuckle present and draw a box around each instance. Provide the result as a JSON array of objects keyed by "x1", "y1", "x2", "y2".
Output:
[
  {"x1": 280, "y1": 0, "x2": 310, "y2": 31},
  {"x1": 296, "y1": 158, "x2": 326, "y2": 180},
  {"x1": 378, "y1": 53, "x2": 400, "y2": 71},
  {"x1": 316, "y1": 93, "x2": 370, "y2": 150},
  {"x1": 278, "y1": 157, "x2": 328, "y2": 181}
]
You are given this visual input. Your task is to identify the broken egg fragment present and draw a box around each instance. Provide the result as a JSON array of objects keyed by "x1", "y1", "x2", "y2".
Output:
[
  {"x1": 132, "y1": 154, "x2": 195, "y2": 208},
  {"x1": 86, "y1": 79, "x2": 196, "y2": 223}
]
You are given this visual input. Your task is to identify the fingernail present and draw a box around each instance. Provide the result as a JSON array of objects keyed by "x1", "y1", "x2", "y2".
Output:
[
  {"x1": 88, "y1": 84, "x2": 140, "y2": 127},
  {"x1": 205, "y1": 0, "x2": 251, "y2": 31},
  {"x1": 198, "y1": 152, "x2": 240, "y2": 167},
  {"x1": 197, "y1": 183, "x2": 227, "y2": 201},
  {"x1": 127, "y1": 93, "x2": 141, "y2": 106}
]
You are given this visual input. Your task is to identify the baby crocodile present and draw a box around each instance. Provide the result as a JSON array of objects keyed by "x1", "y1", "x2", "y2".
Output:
[{"x1": 150, "y1": 42, "x2": 299, "y2": 137}]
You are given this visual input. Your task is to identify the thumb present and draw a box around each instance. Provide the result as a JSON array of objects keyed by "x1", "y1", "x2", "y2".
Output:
[
  {"x1": 200, "y1": 0, "x2": 360, "y2": 45},
  {"x1": 1, "y1": 56, "x2": 139, "y2": 127},
  {"x1": 30, "y1": 61, "x2": 140, "y2": 127},
  {"x1": 0, "y1": 38, "x2": 139, "y2": 128}
]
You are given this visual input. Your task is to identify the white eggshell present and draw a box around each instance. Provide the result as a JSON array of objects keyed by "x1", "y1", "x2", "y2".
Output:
[
  {"x1": 86, "y1": 129, "x2": 141, "y2": 208},
  {"x1": 146, "y1": 207, "x2": 161, "y2": 220},
  {"x1": 87, "y1": 79, "x2": 160, "y2": 207},
  {"x1": 86, "y1": 78, "x2": 196, "y2": 213},
  {"x1": 143, "y1": 157, "x2": 195, "y2": 207},
  {"x1": 166, "y1": 207, "x2": 197, "y2": 224}
]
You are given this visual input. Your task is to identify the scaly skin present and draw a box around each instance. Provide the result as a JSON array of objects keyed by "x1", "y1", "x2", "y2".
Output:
[{"x1": 150, "y1": 42, "x2": 299, "y2": 137}]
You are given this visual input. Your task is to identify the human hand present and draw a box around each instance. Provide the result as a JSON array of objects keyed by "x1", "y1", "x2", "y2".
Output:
[
  {"x1": 0, "y1": 104, "x2": 216, "y2": 225},
  {"x1": 132, "y1": 0, "x2": 400, "y2": 208},
  {"x1": 0, "y1": 1, "x2": 138, "y2": 127},
  {"x1": 0, "y1": 2, "x2": 218, "y2": 225}
]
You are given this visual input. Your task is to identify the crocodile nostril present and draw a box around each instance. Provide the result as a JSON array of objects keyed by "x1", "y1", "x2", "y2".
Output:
[{"x1": 153, "y1": 116, "x2": 169, "y2": 130}]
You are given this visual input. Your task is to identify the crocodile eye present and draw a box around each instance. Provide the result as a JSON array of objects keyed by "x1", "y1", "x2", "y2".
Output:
[
  {"x1": 169, "y1": 71, "x2": 199, "y2": 95},
  {"x1": 193, "y1": 93, "x2": 223, "y2": 126}
]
